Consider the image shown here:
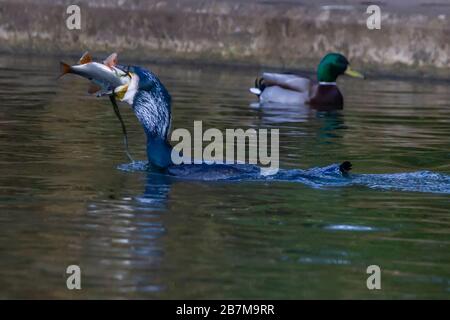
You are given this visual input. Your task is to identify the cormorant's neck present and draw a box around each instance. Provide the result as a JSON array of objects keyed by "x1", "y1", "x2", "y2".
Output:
[
  {"x1": 128, "y1": 70, "x2": 173, "y2": 169},
  {"x1": 146, "y1": 135, "x2": 173, "y2": 169}
]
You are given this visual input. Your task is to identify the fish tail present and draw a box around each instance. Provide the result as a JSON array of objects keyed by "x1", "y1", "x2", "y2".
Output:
[{"x1": 58, "y1": 62, "x2": 72, "y2": 79}]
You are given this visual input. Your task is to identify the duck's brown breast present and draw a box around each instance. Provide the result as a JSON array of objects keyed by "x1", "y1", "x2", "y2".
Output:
[{"x1": 309, "y1": 85, "x2": 344, "y2": 110}]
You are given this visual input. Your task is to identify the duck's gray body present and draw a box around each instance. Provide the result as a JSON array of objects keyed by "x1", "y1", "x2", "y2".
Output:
[
  {"x1": 259, "y1": 86, "x2": 309, "y2": 105},
  {"x1": 251, "y1": 72, "x2": 311, "y2": 105}
]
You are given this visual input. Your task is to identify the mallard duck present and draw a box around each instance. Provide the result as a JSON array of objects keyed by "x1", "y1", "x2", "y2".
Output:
[{"x1": 250, "y1": 53, "x2": 364, "y2": 108}]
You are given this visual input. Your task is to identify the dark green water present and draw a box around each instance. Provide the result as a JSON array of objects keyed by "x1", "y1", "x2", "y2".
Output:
[{"x1": 0, "y1": 54, "x2": 449, "y2": 299}]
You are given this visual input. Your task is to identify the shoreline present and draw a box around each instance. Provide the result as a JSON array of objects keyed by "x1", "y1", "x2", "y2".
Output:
[{"x1": 1, "y1": 0, "x2": 449, "y2": 77}]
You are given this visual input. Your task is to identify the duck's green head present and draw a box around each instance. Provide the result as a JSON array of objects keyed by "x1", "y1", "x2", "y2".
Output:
[{"x1": 317, "y1": 53, "x2": 364, "y2": 82}]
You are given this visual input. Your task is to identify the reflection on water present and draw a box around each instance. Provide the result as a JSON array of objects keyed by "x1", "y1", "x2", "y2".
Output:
[{"x1": 0, "y1": 54, "x2": 449, "y2": 298}]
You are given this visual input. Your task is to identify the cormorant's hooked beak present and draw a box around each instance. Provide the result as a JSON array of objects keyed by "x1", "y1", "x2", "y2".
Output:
[
  {"x1": 115, "y1": 64, "x2": 132, "y2": 78},
  {"x1": 112, "y1": 64, "x2": 132, "y2": 100},
  {"x1": 344, "y1": 66, "x2": 365, "y2": 79}
]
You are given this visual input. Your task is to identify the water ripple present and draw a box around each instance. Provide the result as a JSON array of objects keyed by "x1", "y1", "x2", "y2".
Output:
[{"x1": 118, "y1": 161, "x2": 450, "y2": 194}]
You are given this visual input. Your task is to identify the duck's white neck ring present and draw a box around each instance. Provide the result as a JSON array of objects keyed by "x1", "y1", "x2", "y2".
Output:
[{"x1": 319, "y1": 82, "x2": 337, "y2": 86}]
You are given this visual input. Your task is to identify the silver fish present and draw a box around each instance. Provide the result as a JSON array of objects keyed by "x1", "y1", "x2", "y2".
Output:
[
  {"x1": 58, "y1": 52, "x2": 134, "y2": 162},
  {"x1": 59, "y1": 52, "x2": 130, "y2": 95}
]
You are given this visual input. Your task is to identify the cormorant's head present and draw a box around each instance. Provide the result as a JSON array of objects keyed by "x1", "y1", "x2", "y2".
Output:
[
  {"x1": 113, "y1": 66, "x2": 138, "y2": 105},
  {"x1": 113, "y1": 66, "x2": 168, "y2": 106},
  {"x1": 317, "y1": 53, "x2": 365, "y2": 82}
]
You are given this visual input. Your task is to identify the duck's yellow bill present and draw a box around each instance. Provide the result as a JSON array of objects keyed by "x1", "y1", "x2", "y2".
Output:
[{"x1": 344, "y1": 66, "x2": 365, "y2": 79}]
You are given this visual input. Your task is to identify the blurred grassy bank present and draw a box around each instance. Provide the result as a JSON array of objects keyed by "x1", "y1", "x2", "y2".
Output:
[{"x1": 0, "y1": 0, "x2": 449, "y2": 77}]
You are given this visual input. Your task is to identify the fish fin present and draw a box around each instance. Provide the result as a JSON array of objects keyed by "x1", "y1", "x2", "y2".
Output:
[
  {"x1": 103, "y1": 53, "x2": 118, "y2": 68},
  {"x1": 78, "y1": 51, "x2": 92, "y2": 65},
  {"x1": 87, "y1": 83, "x2": 102, "y2": 94},
  {"x1": 58, "y1": 62, "x2": 72, "y2": 79}
]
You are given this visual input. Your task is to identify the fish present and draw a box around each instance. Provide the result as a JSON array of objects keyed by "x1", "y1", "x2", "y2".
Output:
[
  {"x1": 58, "y1": 52, "x2": 134, "y2": 162},
  {"x1": 59, "y1": 52, "x2": 131, "y2": 96}
]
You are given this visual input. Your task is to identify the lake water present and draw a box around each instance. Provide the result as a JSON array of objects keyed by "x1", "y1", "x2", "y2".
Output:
[{"x1": 0, "y1": 54, "x2": 449, "y2": 299}]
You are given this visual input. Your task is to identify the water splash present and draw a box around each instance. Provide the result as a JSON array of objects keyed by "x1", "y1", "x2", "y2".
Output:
[
  {"x1": 118, "y1": 161, "x2": 148, "y2": 172},
  {"x1": 117, "y1": 161, "x2": 450, "y2": 194}
]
